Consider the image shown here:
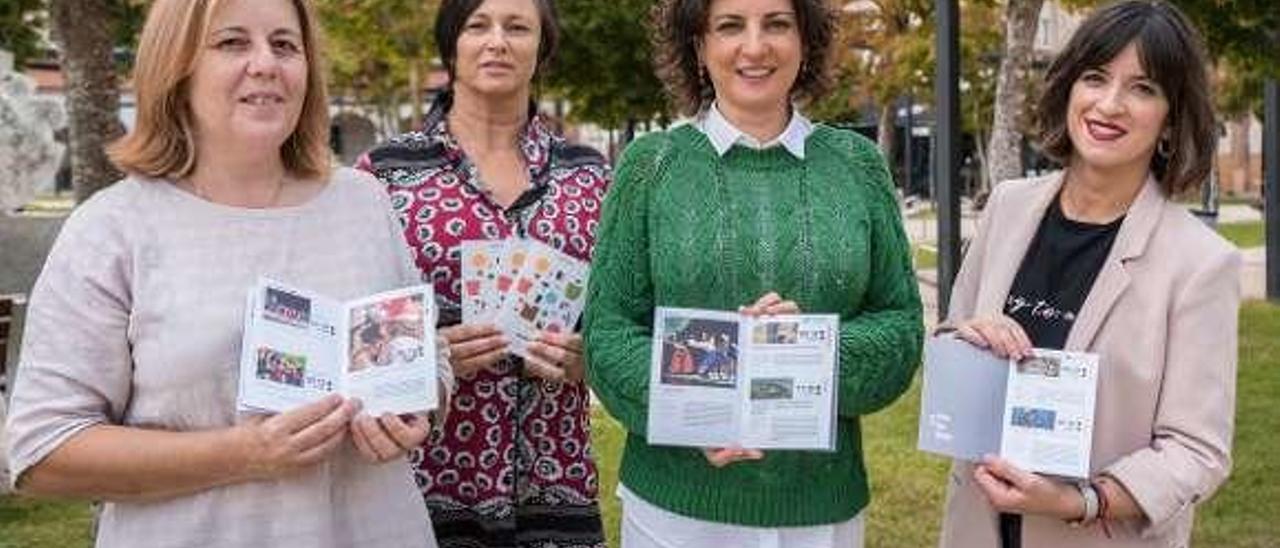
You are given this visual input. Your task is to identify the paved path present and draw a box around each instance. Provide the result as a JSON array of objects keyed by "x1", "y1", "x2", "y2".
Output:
[{"x1": 907, "y1": 203, "x2": 1268, "y2": 302}]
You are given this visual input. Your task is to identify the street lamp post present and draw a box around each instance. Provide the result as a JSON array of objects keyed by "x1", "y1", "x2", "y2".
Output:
[
  {"x1": 1265, "y1": 78, "x2": 1279, "y2": 302},
  {"x1": 934, "y1": 0, "x2": 962, "y2": 319}
]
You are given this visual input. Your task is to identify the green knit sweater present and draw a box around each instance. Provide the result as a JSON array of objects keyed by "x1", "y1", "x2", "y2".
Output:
[{"x1": 583, "y1": 124, "x2": 923, "y2": 527}]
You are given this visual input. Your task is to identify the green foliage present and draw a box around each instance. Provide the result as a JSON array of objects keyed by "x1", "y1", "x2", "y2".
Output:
[
  {"x1": 0, "y1": 0, "x2": 45, "y2": 66},
  {"x1": 544, "y1": 0, "x2": 668, "y2": 130},
  {"x1": 316, "y1": 0, "x2": 440, "y2": 131},
  {"x1": 809, "y1": 0, "x2": 1002, "y2": 132}
]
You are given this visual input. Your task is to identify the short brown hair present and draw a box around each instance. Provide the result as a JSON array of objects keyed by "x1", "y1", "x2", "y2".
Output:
[
  {"x1": 108, "y1": 0, "x2": 331, "y2": 181},
  {"x1": 651, "y1": 0, "x2": 836, "y2": 116},
  {"x1": 435, "y1": 0, "x2": 561, "y2": 83},
  {"x1": 1036, "y1": 0, "x2": 1215, "y2": 196}
]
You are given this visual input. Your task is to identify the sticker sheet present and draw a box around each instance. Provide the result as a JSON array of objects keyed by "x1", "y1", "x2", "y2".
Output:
[
  {"x1": 460, "y1": 240, "x2": 511, "y2": 323},
  {"x1": 459, "y1": 238, "x2": 591, "y2": 360},
  {"x1": 497, "y1": 239, "x2": 591, "y2": 357}
]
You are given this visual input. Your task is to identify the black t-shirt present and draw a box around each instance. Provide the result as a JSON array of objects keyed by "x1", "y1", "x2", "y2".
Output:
[
  {"x1": 997, "y1": 193, "x2": 1122, "y2": 548},
  {"x1": 1004, "y1": 194, "x2": 1124, "y2": 350}
]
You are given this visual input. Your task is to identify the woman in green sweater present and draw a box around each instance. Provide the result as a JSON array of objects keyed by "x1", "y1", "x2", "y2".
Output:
[{"x1": 583, "y1": 0, "x2": 923, "y2": 545}]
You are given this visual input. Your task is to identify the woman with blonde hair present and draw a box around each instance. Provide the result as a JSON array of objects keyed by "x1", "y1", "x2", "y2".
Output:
[{"x1": 4, "y1": 0, "x2": 450, "y2": 546}]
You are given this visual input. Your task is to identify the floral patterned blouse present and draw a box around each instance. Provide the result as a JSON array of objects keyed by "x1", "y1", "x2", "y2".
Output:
[{"x1": 358, "y1": 94, "x2": 610, "y2": 548}]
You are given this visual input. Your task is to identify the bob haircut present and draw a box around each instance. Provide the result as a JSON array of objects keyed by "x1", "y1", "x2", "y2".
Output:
[
  {"x1": 1036, "y1": 0, "x2": 1214, "y2": 196},
  {"x1": 434, "y1": 0, "x2": 561, "y2": 83},
  {"x1": 108, "y1": 0, "x2": 331, "y2": 181},
  {"x1": 651, "y1": 0, "x2": 835, "y2": 117}
]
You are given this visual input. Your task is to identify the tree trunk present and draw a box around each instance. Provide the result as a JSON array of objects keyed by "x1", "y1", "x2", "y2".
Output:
[
  {"x1": 50, "y1": 0, "x2": 124, "y2": 203},
  {"x1": 987, "y1": 0, "x2": 1044, "y2": 191},
  {"x1": 877, "y1": 104, "x2": 897, "y2": 182},
  {"x1": 623, "y1": 118, "x2": 637, "y2": 146},
  {"x1": 408, "y1": 63, "x2": 422, "y2": 131}
]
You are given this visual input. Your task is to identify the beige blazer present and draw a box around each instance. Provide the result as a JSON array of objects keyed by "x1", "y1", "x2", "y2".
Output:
[{"x1": 937, "y1": 172, "x2": 1241, "y2": 548}]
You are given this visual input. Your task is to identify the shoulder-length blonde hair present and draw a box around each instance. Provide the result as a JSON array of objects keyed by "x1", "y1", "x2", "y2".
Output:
[{"x1": 108, "y1": 0, "x2": 331, "y2": 181}]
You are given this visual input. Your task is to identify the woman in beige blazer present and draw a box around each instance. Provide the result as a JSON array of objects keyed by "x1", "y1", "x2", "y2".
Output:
[{"x1": 938, "y1": 2, "x2": 1240, "y2": 547}]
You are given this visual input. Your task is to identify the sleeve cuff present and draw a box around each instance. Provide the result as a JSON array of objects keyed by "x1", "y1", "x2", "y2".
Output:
[{"x1": 1104, "y1": 455, "x2": 1193, "y2": 538}]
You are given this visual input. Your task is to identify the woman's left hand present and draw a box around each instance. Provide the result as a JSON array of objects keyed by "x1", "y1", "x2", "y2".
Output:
[
  {"x1": 350, "y1": 411, "x2": 432, "y2": 463},
  {"x1": 972, "y1": 455, "x2": 1083, "y2": 520},
  {"x1": 524, "y1": 331, "x2": 585, "y2": 383},
  {"x1": 739, "y1": 292, "x2": 801, "y2": 317}
]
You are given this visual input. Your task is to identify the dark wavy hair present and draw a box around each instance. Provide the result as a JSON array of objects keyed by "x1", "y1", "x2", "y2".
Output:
[
  {"x1": 434, "y1": 0, "x2": 560, "y2": 83},
  {"x1": 1036, "y1": 0, "x2": 1215, "y2": 195},
  {"x1": 650, "y1": 0, "x2": 835, "y2": 116}
]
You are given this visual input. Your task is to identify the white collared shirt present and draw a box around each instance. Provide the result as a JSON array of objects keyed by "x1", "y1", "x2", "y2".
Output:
[{"x1": 695, "y1": 102, "x2": 814, "y2": 159}]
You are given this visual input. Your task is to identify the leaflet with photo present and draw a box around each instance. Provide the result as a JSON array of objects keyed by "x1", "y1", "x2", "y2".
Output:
[
  {"x1": 238, "y1": 277, "x2": 439, "y2": 416},
  {"x1": 917, "y1": 335, "x2": 1098, "y2": 478},
  {"x1": 647, "y1": 307, "x2": 839, "y2": 451}
]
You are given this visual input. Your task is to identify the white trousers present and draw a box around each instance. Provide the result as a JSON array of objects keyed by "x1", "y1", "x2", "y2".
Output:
[{"x1": 618, "y1": 484, "x2": 866, "y2": 548}]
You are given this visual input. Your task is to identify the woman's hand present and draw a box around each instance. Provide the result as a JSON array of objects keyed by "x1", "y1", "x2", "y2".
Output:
[
  {"x1": 350, "y1": 411, "x2": 432, "y2": 463},
  {"x1": 702, "y1": 447, "x2": 765, "y2": 468},
  {"x1": 524, "y1": 331, "x2": 585, "y2": 382},
  {"x1": 440, "y1": 323, "x2": 509, "y2": 379},
  {"x1": 739, "y1": 292, "x2": 800, "y2": 317},
  {"x1": 236, "y1": 395, "x2": 359, "y2": 481},
  {"x1": 972, "y1": 455, "x2": 1083, "y2": 520},
  {"x1": 955, "y1": 315, "x2": 1033, "y2": 360}
]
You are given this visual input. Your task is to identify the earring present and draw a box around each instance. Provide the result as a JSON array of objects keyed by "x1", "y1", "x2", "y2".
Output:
[{"x1": 1157, "y1": 138, "x2": 1172, "y2": 158}]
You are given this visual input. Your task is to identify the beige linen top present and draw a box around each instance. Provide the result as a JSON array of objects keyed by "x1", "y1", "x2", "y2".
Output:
[{"x1": 5, "y1": 168, "x2": 444, "y2": 548}]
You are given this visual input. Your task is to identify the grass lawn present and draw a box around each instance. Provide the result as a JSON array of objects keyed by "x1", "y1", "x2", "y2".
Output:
[
  {"x1": 1217, "y1": 221, "x2": 1265, "y2": 249},
  {"x1": 4, "y1": 302, "x2": 1278, "y2": 547}
]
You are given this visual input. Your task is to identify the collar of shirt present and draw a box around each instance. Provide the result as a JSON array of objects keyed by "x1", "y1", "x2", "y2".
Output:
[{"x1": 695, "y1": 102, "x2": 813, "y2": 159}]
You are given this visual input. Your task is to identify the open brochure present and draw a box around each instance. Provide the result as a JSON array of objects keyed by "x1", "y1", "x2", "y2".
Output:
[
  {"x1": 460, "y1": 238, "x2": 590, "y2": 359},
  {"x1": 917, "y1": 335, "x2": 1099, "y2": 478},
  {"x1": 238, "y1": 278, "x2": 439, "y2": 416},
  {"x1": 646, "y1": 307, "x2": 840, "y2": 451}
]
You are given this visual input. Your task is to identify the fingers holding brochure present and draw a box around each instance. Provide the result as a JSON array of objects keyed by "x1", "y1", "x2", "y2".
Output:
[
  {"x1": 955, "y1": 315, "x2": 1033, "y2": 360},
  {"x1": 701, "y1": 447, "x2": 765, "y2": 468},
  {"x1": 441, "y1": 323, "x2": 509, "y2": 378},
  {"x1": 350, "y1": 411, "x2": 431, "y2": 463},
  {"x1": 739, "y1": 292, "x2": 801, "y2": 317},
  {"x1": 238, "y1": 394, "x2": 360, "y2": 480},
  {"x1": 973, "y1": 454, "x2": 1084, "y2": 520},
  {"x1": 524, "y1": 331, "x2": 586, "y2": 382}
]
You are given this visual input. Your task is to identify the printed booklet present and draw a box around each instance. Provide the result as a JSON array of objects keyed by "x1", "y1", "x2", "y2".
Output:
[
  {"x1": 647, "y1": 307, "x2": 840, "y2": 451},
  {"x1": 238, "y1": 277, "x2": 439, "y2": 416},
  {"x1": 917, "y1": 335, "x2": 1099, "y2": 478},
  {"x1": 460, "y1": 238, "x2": 590, "y2": 358}
]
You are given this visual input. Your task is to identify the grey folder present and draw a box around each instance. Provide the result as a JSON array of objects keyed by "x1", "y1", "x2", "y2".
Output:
[{"x1": 917, "y1": 335, "x2": 1008, "y2": 461}]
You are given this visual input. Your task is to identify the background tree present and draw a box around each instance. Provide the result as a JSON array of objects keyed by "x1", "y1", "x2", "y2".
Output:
[
  {"x1": 545, "y1": 0, "x2": 668, "y2": 148},
  {"x1": 318, "y1": 0, "x2": 440, "y2": 135},
  {"x1": 813, "y1": 0, "x2": 999, "y2": 190},
  {"x1": 831, "y1": 0, "x2": 935, "y2": 159},
  {"x1": 984, "y1": 0, "x2": 1044, "y2": 193},
  {"x1": 49, "y1": 0, "x2": 124, "y2": 202}
]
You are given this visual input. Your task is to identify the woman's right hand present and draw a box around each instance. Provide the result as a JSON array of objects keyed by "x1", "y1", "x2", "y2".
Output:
[
  {"x1": 439, "y1": 323, "x2": 509, "y2": 379},
  {"x1": 235, "y1": 394, "x2": 360, "y2": 481},
  {"x1": 702, "y1": 447, "x2": 764, "y2": 468},
  {"x1": 955, "y1": 315, "x2": 1033, "y2": 360}
]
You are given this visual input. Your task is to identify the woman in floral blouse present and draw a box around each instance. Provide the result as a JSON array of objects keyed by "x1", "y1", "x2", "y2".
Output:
[{"x1": 357, "y1": 1, "x2": 608, "y2": 546}]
